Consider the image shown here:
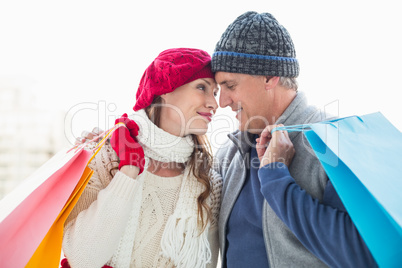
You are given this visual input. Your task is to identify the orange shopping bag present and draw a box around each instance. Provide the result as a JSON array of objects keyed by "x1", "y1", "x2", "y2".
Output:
[
  {"x1": 26, "y1": 164, "x2": 94, "y2": 268},
  {"x1": 0, "y1": 127, "x2": 117, "y2": 268}
]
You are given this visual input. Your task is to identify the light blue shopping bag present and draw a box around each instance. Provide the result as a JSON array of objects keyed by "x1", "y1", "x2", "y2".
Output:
[{"x1": 275, "y1": 112, "x2": 402, "y2": 267}]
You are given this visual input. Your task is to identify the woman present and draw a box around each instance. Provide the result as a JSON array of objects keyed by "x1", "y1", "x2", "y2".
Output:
[{"x1": 62, "y1": 48, "x2": 222, "y2": 268}]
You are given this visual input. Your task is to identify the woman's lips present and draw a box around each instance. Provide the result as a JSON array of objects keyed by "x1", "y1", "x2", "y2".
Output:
[{"x1": 197, "y1": 112, "x2": 212, "y2": 121}]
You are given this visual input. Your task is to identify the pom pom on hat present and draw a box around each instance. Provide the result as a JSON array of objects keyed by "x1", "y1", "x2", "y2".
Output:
[{"x1": 133, "y1": 48, "x2": 214, "y2": 111}]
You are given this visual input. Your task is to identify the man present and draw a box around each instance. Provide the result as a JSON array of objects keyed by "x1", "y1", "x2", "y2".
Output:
[{"x1": 211, "y1": 11, "x2": 377, "y2": 267}]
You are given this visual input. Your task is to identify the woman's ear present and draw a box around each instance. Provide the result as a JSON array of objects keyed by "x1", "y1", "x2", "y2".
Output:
[
  {"x1": 265, "y1": 76, "x2": 280, "y2": 90},
  {"x1": 160, "y1": 93, "x2": 168, "y2": 102}
]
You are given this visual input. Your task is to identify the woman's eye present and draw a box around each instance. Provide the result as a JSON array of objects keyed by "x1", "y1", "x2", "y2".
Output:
[{"x1": 197, "y1": 84, "x2": 206, "y2": 91}]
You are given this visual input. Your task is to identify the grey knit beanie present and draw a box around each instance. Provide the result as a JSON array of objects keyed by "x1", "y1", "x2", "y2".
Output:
[{"x1": 212, "y1": 11, "x2": 299, "y2": 77}]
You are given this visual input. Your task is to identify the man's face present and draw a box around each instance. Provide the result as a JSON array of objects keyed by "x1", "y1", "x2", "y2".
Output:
[{"x1": 215, "y1": 72, "x2": 272, "y2": 134}]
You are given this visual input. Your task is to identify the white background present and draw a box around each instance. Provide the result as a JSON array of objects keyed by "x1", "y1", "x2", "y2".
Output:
[{"x1": 1, "y1": 0, "x2": 401, "y2": 150}]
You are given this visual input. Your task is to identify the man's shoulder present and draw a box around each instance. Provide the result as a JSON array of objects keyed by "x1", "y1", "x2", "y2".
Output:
[{"x1": 281, "y1": 91, "x2": 338, "y2": 126}]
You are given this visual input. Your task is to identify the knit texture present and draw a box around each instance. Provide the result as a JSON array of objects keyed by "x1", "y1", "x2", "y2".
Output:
[
  {"x1": 131, "y1": 109, "x2": 195, "y2": 163},
  {"x1": 64, "y1": 143, "x2": 120, "y2": 226},
  {"x1": 133, "y1": 48, "x2": 214, "y2": 111},
  {"x1": 159, "y1": 167, "x2": 211, "y2": 268},
  {"x1": 211, "y1": 11, "x2": 299, "y2": 77},
  {"x1": 63, "y1": 140, "x2": 222, "y2": 268},
  {"x1": 131, "y1": 173, "x2": 183, "y2": 267},
  {"x1": 112, "y1": 114, "x2": 145, "y2": 173}
]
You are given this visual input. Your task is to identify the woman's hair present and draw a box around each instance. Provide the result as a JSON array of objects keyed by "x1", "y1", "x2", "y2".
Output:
[{"x1": 145, "y1": 96, "x2": 213, "y2": 232}]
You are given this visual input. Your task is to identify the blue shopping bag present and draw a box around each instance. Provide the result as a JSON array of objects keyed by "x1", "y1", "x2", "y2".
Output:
[{"x1": 275, "y1": 112, "x2": 402, "y2": 267}]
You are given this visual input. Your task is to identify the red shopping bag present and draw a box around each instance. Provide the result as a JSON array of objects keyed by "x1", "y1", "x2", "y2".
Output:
[
  {"x1": 0, "y1": 127, "x2": 117, "y2": 268},
  {"x1": 26, "y1": 164, "x2": 94, "y2": 268}
]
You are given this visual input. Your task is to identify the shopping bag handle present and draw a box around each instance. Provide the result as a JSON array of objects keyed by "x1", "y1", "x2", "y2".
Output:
[
  {"x1": 67, "y1": 122, "x2": 127, "y2": 161},
  {"x1": 89, "y1": 122, "x2": 126, "y2": 161},
  {"x1": 272, "y1": 115, "x2": 364, "y2": 133}
]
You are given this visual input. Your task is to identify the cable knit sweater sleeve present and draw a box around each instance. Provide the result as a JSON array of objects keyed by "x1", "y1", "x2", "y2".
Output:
[
  {"x1": 62, "y1": 144, "x2": 140, "y2": 268},
  {"x1": 207, "y1": 169, "x2": 223, "y2": 268}
]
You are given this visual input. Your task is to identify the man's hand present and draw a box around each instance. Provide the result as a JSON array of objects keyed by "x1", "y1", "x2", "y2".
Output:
[
  {"x1": 74, "y1": 127, "x2": 104, "y2": 145},
  {"x1": 256, "y1": 124, "x2": 295, "y2": 168}
]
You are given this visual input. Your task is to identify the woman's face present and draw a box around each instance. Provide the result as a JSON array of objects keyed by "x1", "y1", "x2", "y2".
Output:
[{"x1": 160, "y1": 78, "x2": 219, "y2": 136}]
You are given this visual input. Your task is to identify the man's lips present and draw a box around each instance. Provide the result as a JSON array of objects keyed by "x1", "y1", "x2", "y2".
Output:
[
  {"x1": 197, "y1": 112, "x2": 213, "y2": 121},
  {"x1": 234, "y1": 108, "x2": 242, "y2": 119}
]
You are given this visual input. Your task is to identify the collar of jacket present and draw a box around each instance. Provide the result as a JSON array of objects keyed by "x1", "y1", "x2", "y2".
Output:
[
  {"x1": 276, "y1": 91, "x2": 308, "y2": 126},
  {"x1": 227, "y1": 130, "x2": 254, "y2": 158}
]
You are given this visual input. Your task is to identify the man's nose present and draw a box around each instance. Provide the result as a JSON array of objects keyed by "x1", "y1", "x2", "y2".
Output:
[{"x1": 219, "y1": 89, "x2": 231, "y2": 108}]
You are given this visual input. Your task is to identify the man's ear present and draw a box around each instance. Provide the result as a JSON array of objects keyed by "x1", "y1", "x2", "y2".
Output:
[{"x1": 265, "y1": 76, "x2": 280, "y2": 90}]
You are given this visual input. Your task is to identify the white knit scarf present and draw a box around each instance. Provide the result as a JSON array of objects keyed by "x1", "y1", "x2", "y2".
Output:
[
  {"x1": 133, "y1": 109, "x2": 195, "y2": 164},
  {"x1": 109, "y1": 109, "x2": 211, "y2": 268}
]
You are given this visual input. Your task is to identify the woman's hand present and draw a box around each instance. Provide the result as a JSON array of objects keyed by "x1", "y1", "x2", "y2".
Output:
[{"x1": 110, "y1": 113, "x2": 145, "y2": 176}]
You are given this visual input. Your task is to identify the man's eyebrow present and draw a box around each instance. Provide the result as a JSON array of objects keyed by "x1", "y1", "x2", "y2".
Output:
[
  {"x1": 218, "y1": 80, "x2": 236, "y2": 86},
  {"x1": 218, "y1": 80, "x2": 229, "y2": 86}
]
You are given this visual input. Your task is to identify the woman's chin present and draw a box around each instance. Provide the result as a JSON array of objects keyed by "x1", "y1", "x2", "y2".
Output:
[{"x1": 186, "y1": 126, "x2": 208, "y2": 136}]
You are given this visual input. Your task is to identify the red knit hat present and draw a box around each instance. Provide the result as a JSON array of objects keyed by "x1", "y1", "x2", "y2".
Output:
[{"x1": 133, "y1": 48, "x2": 214, "y2": 111}]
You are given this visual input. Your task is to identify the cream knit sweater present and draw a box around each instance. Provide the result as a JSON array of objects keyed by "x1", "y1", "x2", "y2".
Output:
[{"x1": 62, "y1": 143, "x2": 221, "y2": 268}]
